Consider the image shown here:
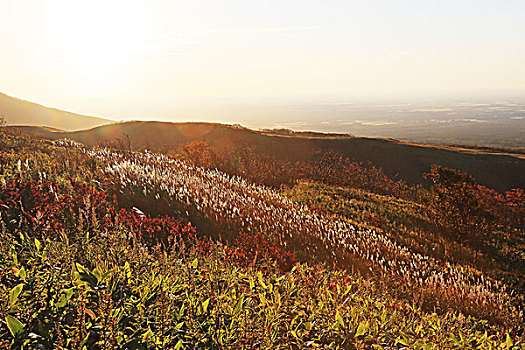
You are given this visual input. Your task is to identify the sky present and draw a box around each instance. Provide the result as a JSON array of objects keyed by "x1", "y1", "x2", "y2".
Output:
[{"x1": 1, "y1": 0, "x2": 525, "y2": 121}]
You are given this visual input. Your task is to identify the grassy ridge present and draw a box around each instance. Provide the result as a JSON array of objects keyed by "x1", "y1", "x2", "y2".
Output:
[{"x1": 13, "y1": 121, "x2": 525, "y2": 191}]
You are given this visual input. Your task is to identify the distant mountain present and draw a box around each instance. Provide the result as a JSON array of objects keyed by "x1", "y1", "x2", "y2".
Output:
[
  {"x1": 0, "y1": 92, "x2": 111, "y2": 131},
  {"x1": 14, "y1": 121, "x2": 525, "y2": 192}
]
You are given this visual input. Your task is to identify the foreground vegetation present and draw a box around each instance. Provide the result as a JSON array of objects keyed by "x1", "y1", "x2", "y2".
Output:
[
  {"x1": 0, "y1": 131, "x2": 524, "y2": 348},
  {"x1": 2, "y1": 224, "x2": 517, "y2": 349}
]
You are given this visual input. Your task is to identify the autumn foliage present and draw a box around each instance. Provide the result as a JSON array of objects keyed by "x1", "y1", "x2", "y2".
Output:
[
  {"x1": 425, "y1": 165, "x2": 525, "y2": 243},
  {"x1": 0, "y1": 176, "x2": 295, "y2": 270},
  {"x1": 226, "y1": 231, "x2": 296, "y2": 270},
  {"x1": 179, "y1": 141, "x2": 408, "y2": 197}
]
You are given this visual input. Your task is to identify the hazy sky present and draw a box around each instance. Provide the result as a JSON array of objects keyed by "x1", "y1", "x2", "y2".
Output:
[{"x1": 1, "y1": 0, "x2": 524, "y2": 120}]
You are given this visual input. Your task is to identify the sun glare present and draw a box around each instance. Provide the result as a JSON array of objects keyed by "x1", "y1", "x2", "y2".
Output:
[{"x1": 46, "y1": 0, "x2": 145, "y2": 91}]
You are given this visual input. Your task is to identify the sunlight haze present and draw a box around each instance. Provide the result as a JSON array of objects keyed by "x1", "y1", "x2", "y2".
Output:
[{"x1": 1, "y1": 0, "x2": 525, "y2": 121}]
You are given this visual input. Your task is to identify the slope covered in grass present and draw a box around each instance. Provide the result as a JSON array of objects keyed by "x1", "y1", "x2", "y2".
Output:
[
  {"x1": 0, "y1": 131, "x2": 523, "y2": 348},
  {"x1": 14, "y1": 120, "x2": 525, "y2": 191}
]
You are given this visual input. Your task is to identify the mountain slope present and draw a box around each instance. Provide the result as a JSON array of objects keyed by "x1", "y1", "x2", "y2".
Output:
[
  {"x1": 0, "y1": 92, "x2": 111, "y2": 131},
  {"x1": 16, "y1": 120, "x2": 525, "y2": 192}
]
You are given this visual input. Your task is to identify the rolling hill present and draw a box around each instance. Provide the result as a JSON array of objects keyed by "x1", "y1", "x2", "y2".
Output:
[
  {"x1": 12, "y1": 120, "x2": 525, "y2": 192},
  {"x1": 0, "y1": 92, "x2": 111, "y2": 131}
]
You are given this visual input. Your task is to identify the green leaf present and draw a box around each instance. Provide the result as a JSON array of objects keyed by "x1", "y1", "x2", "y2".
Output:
[
  {"x1": 506, "y1": 333, "x2": 513, "y2": 349},
  {"x1": 16, "y1": 267, "x2": 26, "y2": 280},
  {"x1": 190, "y1": 258, "x2": 198, "y2": 269},
  {"x1": 142, "y1": 328, "x2": 153, "y2": 341},
  {"x1": 75, "y1": 263, "x2": 98, "y2": 287},
  {"x1": 257, "y1": 271, "x2": 267, "y2": 289},
  {"x1": 396, "y1": 337, "x2": 409, "y2": 346},
  {"x1": 5, "y1": 315, "x2": 25, "y2": 338},
  {"x1": 9, "y1": 284, "x2": 24, "y2": 308},
  {"x1": 124, "y1": 261, "x2": 131, "y2": 279},
  {"x1": 174, "y1": 339, "x2": 183, "y2": 350},
  {"x1": 11, "y1": 249, "x2": 18, "y2": 265},
  {"x1": 177, "y1": 304, "x2": 185, "y2": 320},
  {"x1": 234, "y1": 294, "x2": 244, "y2": 314},
  {"x1": 100, "y1": 269, "x2": 114, "y2": 283},
  {"x1": 56, "y1": 288, "x2": 75, "y2": 308},
  {"x1": 34, "y1": 238, "x2": 41, "y2": 252},
  {"x1": 479, "y1": 331, "x2": 487, "y2": 343},
  {"x1": 335, "y1": 311, "x2": 344, "y2": 328},
  {"x1": 355, "y1": 322, "x2": 367, "y2": 337},
  {"x1": 202, "y1": 298, "x2": 210, "y2": 313},
  {"x1": 259, "y1": 293, "x2": 267, "y2": 306}
]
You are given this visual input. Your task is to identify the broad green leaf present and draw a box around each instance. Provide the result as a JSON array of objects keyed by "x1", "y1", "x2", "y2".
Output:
[
  {"x1": 6, "y1": 315, "x2": 25, "y2": 338},
  {"x1": 34, "y1": 238, "x2": 41, "y2": 252},
  {"x1": 355, "y1": 322, "x2": 367, "y2": 337},
  {"x1": 56, "y1": 288, "x2": 75, "y2": 308},
  {"x1": 75, "y1": 263, "x2": 98, "y2": 287},
  {"x1": 9, "y1": 284, "x2": 24, "y2": 308},
  {"x1": 93, "y1": 268, "x2": 102, "y2": 283},
  {"x1": 335, "y1": 311, "x2": 344, "y2": 328}
]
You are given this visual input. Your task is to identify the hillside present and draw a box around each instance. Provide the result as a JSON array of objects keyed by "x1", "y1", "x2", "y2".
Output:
[
  {"x1": 0, "y1": 131, "x2": 523, "y2": 348},
  {"x1": 0, "y1": 92, "x2": 111, "y2": 131},
  {"x1": 15, "y1": 120, "x2": 525, "y2": 192}
]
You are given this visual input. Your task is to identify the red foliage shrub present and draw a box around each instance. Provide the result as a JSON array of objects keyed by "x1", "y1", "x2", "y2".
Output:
[
  {"x1": 113, "y1": 208, "x2": 198, "y2": 251},
  {"x1": 425, "y1": 165, "x2": 525, "y2": 243},
  {"x1": 0, "y1": 177, "x2": 198, "y2": 251},
  {"x1": 0, "y1": 177, "x2": 110, "y2": 237},
  {"x1": 226, "y1": 231, "x2": 296, "y2": 270},
  {"x1": 504, "y1": 188, "x2": 525, "y2": 230},
  {"x1": 1, "y1": 177, "x2": 292, "y2": 270}
]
